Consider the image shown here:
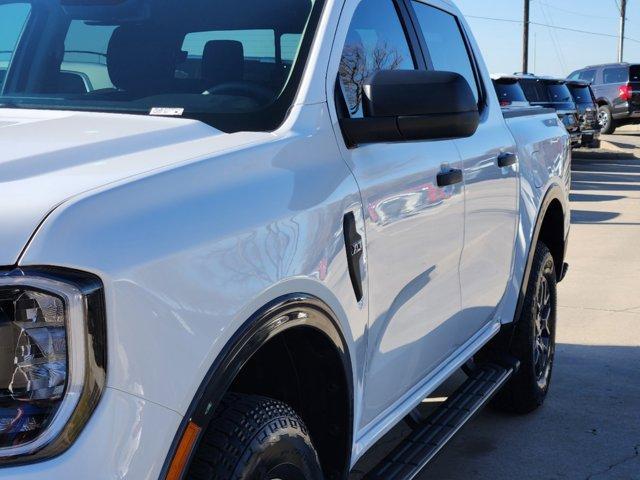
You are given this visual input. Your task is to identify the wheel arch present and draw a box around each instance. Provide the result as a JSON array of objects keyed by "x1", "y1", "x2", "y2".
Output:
[
  {"x1": 160, "y1": 293, "x2": 355, "y2": 480},
  {"x1": 478, "y1": 184, "x2": 568, "y2": 360},
  {"x1": 514, "y1": 185, "x2": 568, "y2": 324},
  {"x1": 596, "y1": 97, "x2": 611, "y2": 108}
]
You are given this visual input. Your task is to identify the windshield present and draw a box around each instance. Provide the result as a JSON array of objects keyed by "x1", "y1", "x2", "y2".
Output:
[
  {"x1": 0, "y1": 0, "x2": 321, "y2": 132},
  {"x1": 544, "y1": 83, "x2": 573, "y2": 103},
  {"x1": 493, "y1": 81, "x2": 528, "y2": 106},
  {"x1": 568, "y1": 85, "x2": 593, "y2": 105}
]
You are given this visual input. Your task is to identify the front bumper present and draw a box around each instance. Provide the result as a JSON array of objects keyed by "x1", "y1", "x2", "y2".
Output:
[{"x1": 1, "y1": 388, "x2": 182, "y2": 480}]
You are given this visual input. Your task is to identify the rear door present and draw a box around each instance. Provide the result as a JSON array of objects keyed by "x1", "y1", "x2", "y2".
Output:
[
  {"x1": 411, "y1": 1, "x2": 519, "y2": 335},
  {"x1": 602, "y1": 66, "x2": 629, "y2": 116}
]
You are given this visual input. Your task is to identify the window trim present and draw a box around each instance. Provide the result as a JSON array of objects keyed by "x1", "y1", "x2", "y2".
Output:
[{"x1": 405, "y1": 0, "x2": 486, "y2": 112}]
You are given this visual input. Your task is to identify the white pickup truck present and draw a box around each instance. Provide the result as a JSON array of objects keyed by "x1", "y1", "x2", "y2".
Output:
[{"x1": 0, "y1": 0, "x2": 570, "y2": 478}]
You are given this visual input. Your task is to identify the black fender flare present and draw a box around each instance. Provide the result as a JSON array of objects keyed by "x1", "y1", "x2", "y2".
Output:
[
  {"x1": 596, "y1": 97, "x2": 612, "y2": 108},
  {"x1": 160, "y1": 293, "x2": 354, "y2": 479},
  {"x1": 513, "y1": 184, "x2": 567, "y2": 324}
]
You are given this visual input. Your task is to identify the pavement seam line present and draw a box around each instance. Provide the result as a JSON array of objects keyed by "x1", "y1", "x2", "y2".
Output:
[{"x1": 585, "y1": 444, "x2": 640, "y2": 480}]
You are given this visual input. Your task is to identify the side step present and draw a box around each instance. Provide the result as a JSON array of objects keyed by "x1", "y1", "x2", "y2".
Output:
[{"x1": 364, "y1": 363, "x2": 515, "y2": 480}]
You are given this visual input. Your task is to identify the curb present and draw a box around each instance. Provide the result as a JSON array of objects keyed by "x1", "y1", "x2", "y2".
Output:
[{"x1": 572, "y1": 149, "x2": 639, "y2": 160}]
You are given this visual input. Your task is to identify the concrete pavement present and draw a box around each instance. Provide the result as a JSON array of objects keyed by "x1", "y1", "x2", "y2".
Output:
[{"x1": 352, "y1": 153, "x2": 640, "y2": 479}]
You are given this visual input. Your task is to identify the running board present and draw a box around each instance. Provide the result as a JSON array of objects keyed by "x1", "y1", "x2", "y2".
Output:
[{"x1": 364, "y1": 363, "x2": 515, "y2": 480}]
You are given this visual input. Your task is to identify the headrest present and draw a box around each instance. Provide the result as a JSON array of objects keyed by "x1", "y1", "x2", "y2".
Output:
[
  {"x1": 107, "y1": 25, "x2": 179, "y2": 93},
  {"x1": 201, "y1": 40, "x2": 244, "y2": 85}
]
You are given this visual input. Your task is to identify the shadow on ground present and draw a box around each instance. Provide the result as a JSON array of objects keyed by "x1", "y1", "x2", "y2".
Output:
[
  {"x1": 351, "y1": 344, "x2": 640, "y2": 480},
  {"x1": 570, "y1": 156, "x2": 640, "y2": 225}
]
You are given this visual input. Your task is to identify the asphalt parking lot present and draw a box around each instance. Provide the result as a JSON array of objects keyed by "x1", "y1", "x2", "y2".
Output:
[{"x1": 353, "y1": 137, "x2": 640, "y2": 479}]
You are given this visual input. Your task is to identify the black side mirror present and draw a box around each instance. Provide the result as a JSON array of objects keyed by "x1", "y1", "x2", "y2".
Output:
[{"x1": 340, "y1": 70, "x2": 480, "y2": 147}]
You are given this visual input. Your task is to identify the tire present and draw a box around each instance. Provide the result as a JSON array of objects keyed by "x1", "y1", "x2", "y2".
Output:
[
  {"x1": 493, "y1": 242, "x2": 557, "y2": 414},
  {"x1": 188, "y1": 393, "x2": 324, "y2": 480},
  {"x1": 598, "y1": 105, "x2": 617, "y2": 134}
]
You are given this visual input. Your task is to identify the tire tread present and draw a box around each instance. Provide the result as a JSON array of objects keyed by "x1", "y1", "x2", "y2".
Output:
[{"x1": 188, "y1": 393, "x2": 315, "y2": 480}]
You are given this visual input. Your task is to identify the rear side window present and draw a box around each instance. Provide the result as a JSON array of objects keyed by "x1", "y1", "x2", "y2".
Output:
[
  {"x1": 603, "y1": 67, "x2": 629, "y2": 84},
  {"x1": 411, "y1": 2, "x2": 479, "y2": 102},
  {"x1": 182, "y1": 30, "x2": 276, "y2": 62},
  {"x1": 281, "y1": 34, "x2": 302, "y2": 63},
  {"x1": 0, "y1": 3, "x2": 31, "y2": 90},
  {"x1": 338, "y1": 0, "x2": 416, "y2": 118},
  {"x1": 493, "y1": 81, "x2": 527, "y2": 106}
]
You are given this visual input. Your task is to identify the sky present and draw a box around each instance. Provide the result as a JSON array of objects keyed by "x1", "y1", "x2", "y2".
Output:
[{"x1": 455, "y1": 0, "x2": 640, "y2": 77}]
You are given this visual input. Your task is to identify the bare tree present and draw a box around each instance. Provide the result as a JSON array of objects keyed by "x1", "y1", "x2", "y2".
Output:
[{"x1": 339, "y1": 39, "x2": 405, "y2": 115}]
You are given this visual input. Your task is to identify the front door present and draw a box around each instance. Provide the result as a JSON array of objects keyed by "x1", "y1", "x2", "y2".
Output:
[{"x1": 332, "y1": 0, "x2": 466, "y2": 429}]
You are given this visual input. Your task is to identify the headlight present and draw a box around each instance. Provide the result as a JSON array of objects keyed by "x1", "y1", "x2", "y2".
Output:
[{"x1": 0, "y1": 269, "x2": 105, "y2": 466}]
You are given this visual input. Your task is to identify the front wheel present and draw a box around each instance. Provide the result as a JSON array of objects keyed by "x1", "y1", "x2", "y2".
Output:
[
  {"x1": 188, "y1": 393, "x2": 324, "y2": 480},
  {"x1": 493, "y1": 242, "x2": 557, "y2": 414},
  {"x1": 598, "y1": 105, "x2": 616, "y2": 134}
]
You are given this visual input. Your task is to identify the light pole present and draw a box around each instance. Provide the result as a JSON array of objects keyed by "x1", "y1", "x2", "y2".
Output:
[
  {"x1": 619, "y1": 0, "x2": 628, "y2": 62},
  {"x1": 523, "y1": 0, "x2": 530, "y2": 72}
]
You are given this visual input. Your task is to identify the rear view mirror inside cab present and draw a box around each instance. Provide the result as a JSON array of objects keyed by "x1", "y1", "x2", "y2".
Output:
[
  {"x1": 339, "y1": 70, "x2": 480, "y2": 148},
  {"x1": 61, "y1": 0, "x2": 149, "y2": 22}
]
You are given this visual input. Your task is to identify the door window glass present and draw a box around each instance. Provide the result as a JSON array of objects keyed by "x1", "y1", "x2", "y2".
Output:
[
  {"x1": 338, "y1": 0, "x2": 416, "y2": 118},
  {"x1": 0, "y1": 3, "x2": 31, "y2": 90},
  {"x1": 578, "y1": 69, "x2": 597, "y2": 84},
  {"x1": 603, "y1": 67, "x2": 629, "y2": 84},
  {"x1": 412, "y1": 2, "x2": 479, "y2": 101}
]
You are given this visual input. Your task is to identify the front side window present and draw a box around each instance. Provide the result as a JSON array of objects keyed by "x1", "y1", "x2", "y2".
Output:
[
  {"x1": 0, "y1": 0, "x2": 322, "y2": 132},
  {"x1": 0, "y1": 2, "x2": 31, "y2": 91},
  {"x1": 579, "y1": 69, "x2": 597, "y2": 84},
  {"x1": 411, "y1": 2, "x2": 479, "y2": 102},
  {"x1": 338, "y1": 0, "x2": 416, "y2": 118}
]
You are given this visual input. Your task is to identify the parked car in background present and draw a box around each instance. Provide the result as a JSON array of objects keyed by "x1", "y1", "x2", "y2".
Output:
[
  {"x1": 569, "y1": 63, "x2": 640, "y2": 134},
  {"x1": 491, "y1": 74, "x2": 532, "y2": 108},
  {"x1": 518, "y1": 74, "x2": 581, "y2": 147},
  {"x1": 0, "y1": 0, "x2": 571, "y2": 479},
  {"x1": 567, "y1": 80, "x2": 601, "y2": 148}
]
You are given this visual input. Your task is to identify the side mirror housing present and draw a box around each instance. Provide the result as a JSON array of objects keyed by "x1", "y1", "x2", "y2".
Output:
[{"x1": 340, "y1": 70, "x2": 480, "y2": 147}]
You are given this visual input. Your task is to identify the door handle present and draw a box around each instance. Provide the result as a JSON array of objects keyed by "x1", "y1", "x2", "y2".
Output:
[
  {"x1": 497, "y1": 152, "x2": 518, "y2": 168},
  {"x1": 437, "y1": 168, "x2": 463, "y2": 187}
]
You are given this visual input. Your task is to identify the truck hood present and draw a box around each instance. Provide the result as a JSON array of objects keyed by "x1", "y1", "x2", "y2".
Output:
[{"x1": 0, "y1": 108, "x2": 269, "y2": 266}]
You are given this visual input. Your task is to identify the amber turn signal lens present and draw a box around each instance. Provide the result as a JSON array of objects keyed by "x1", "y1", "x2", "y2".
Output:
[{"x1": 166, "y1": 421, "x2": 201, "y2": 480}]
